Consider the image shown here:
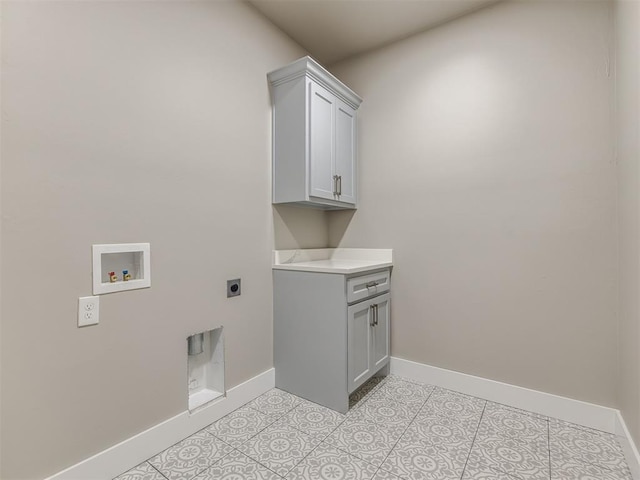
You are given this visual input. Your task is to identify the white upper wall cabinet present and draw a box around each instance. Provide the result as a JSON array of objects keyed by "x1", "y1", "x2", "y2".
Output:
[{"x1": 268, "y1": 56, "x2": 362, "y2": 209}]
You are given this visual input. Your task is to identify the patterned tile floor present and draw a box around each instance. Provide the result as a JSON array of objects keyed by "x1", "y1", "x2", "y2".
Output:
[{"x1": 115, "y1": 375, "x2": 633, "y2": 480}]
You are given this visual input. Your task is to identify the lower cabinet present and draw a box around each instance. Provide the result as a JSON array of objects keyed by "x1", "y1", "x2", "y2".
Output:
[{"x1": 274, "y1": 268, "x2": 391, "y2": 413}]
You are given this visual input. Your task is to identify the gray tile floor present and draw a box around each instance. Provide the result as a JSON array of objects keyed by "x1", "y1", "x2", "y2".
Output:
[{"x1": 114, "y1": 375, "x2": 633, "y2": 480}]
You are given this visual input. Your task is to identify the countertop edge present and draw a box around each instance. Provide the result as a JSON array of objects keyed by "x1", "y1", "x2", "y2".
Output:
[{"x1": 272, "y1": 261, "x2": 393, "y2": 275}]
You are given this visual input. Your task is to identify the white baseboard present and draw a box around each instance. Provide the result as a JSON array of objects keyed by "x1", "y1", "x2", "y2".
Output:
[
  {"x1": 391, "y1": 357, "x2": 616, "y2": 432},
  {"x1": 45, "y1": 368, "x2": 275, "y2": 480},
  {"x1": 616, "y1": 411, "x2": 640, "y2": 480}
]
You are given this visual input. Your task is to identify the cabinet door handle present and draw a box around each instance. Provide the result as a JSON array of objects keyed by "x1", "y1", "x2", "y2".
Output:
[
  {"x1": 333, "y1": 175, "x2": 339, "y2": 195},
  {"x1": 370, "y1": 304, "x2": 379, "y2": 327},
  {"x1": 338, "y1": 175, "x2": 342, "y2": 196}
]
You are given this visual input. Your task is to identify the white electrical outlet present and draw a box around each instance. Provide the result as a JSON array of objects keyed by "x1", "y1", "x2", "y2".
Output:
[{"x1": 78, "y1": 296, "x2": 99, "y2": 327}]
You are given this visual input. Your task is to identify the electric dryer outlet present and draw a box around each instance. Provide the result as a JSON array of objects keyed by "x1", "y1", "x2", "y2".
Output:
[{"x1": 227, "y1": 279, "x2": 241, "y2": 298}]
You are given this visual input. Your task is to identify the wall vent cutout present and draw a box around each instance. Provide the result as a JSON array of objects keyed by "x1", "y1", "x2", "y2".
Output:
[{"x1": 187, "y1": 327, "x2": 225, "y2": 412}]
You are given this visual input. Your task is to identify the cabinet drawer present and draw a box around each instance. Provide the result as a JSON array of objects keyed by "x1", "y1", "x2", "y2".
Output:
[{"x1": 347, "y1": 269, "x2": 390, "y2": 304}]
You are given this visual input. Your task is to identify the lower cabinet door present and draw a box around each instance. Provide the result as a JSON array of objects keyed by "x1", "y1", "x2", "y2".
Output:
[
  {"x1": 347, "y1": 298, "x2": 374, "y2": 394},
  {"x1": 371, "y1": 293, "x2": 390, "y2": 371}
]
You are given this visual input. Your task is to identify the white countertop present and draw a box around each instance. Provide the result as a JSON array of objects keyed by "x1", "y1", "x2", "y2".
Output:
[{"x1": 273, "y1": 248, "x2": 393, "y2": 274}]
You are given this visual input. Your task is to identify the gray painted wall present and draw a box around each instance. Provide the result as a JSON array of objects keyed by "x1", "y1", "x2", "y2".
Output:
[
  {"x1": 329, "y1": 0, "x2": 618, "y2": 407},
  {"x1": 616, "y1": 0, "x2": 640, "y2": 446},
  {"x1": 0, "y1": 1, "x2": 306, "y2": 478}
]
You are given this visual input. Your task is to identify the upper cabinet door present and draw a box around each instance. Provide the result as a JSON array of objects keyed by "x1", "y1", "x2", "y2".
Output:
[
  {"x1": 335, "y1": 100, "x2": 357, "y2": 205},
  {"x1": 308, "y1": 82, "x2": 336, "y2": 201}
]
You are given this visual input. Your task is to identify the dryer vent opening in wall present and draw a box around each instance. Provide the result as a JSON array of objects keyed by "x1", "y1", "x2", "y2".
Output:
[{"x1": 187, "y1": 327, "x2": 225, "y2": 412}]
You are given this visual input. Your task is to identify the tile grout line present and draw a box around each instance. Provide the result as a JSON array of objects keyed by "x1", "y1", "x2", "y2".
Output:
[
  {"x1": 158, "y1": 409, "x2": 297, "y2": 478},
  {"x1": 473, "y1": 410, "x2": 552, "y2": 480},
  {"x1": 147, "y1": 462, "x2": 170, "y2": 480},
  {"x1": 560, "y1": 455, "x2": 635, "y2": 477},
  {"x1": 470, "y1": 410, "x2": 551, "y2": 480},
  {"x1": 192, "y1": 448, "x2": 241, "y2": 480},
  {"x1": 459, "y1": 401, "x2": 487, "y2": 479},
  {"x1": 205, "y1": 400, "x2": 294, "y2": 449},
  {"x1": 230, "y1": 447, "x2": 287, "y2": 479},
  {"x1": 314, "y1": 380, "x2": 391, "y2": 476},
  {"x1": 370, "y1": 385, "x2": 436, "y2": 477},
  {"x1": 282, "y1": 375, "x2": 397, "y2": 479},
  {"x1": 238, "y1": 395, "x2": 315, "y2": 479},
  {"x1": 283, "y1": 412, "x2": 348, "y2": 440},
  {"x1": 548, "y1": 419, "x2": 552, "y2": 480},
  {"x1": 144, "y1": 428, "x2": 235, "y2": 480}
]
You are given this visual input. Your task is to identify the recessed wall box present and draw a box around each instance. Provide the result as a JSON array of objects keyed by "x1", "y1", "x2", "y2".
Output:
[
  {"x1": 188, "y1": 327, "x2": 225, "y2": 412},
  {"x1": 92, "y1": 243, "x2": 151, "y2": 295}
]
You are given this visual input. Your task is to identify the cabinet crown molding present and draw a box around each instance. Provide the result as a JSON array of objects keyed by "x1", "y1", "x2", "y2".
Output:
[{"x1": 268, "y1": 56, "x2": 362, "y2": 110}]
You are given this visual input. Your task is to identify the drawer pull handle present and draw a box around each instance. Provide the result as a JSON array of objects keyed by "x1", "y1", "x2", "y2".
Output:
[{"x1": 366, "y1": 281, "x2": 379, "y2": 289}]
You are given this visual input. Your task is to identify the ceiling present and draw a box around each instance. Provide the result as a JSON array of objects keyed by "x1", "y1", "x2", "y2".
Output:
[{"x1": 248, "y1": 0, "x2": 500, "y2": 65}]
